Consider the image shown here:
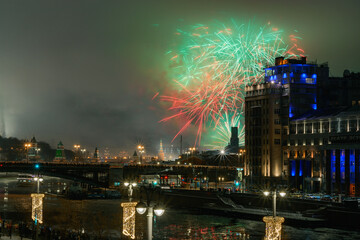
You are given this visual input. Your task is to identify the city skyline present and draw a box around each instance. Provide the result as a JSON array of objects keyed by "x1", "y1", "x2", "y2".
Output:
[{"x1": 0, "y1": 0, "x2": 359, "y2": 153}]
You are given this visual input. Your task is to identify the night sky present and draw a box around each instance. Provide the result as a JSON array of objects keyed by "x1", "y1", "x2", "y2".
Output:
[{"x1": 0, "y1": 0, "x2": 359, "y2": 154}]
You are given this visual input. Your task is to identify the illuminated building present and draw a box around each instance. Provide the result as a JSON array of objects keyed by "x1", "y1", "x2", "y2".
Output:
[
  {"x1": 53, "y1": 141, "x2": 66, "y2": 162},
  {"x1": 158, "y1": 139, "x2": 165, "y2": 161},
  {"x1": 92, "y1": 147, "x2": 100, "y2": 163},
  {"x1": 245, "y1": 56, "x2": 360, "y2": 194},
  {"x1": 132, "y1": 150, "x2": 139, "y2": 163},
  {"x1": 287, "y1": 106, "x2": 360, "y2": 195},
  {"x1": 245, "y1": 57, "x2": 329, "y2": 185},
  {"x1": 104, "y1": 147, "x2": 110, "y2": 160},
  {"x1": 286, "y1": 70, "x2": 360, "y2": 194},
  {"x1": 27, "y1": 136, "x2": 41, "y2": 161}
]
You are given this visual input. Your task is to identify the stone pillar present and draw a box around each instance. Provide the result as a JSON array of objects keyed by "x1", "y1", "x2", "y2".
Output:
[
  {"x1": 335, "y1": 149, "x2": 341, "y2": 194},
  {"x1": 320, "y1": 121, "x2": 323, "y2": 134},
  {"x1": 295, "y1": 159, "x2": 300, "y2": 190},
  {"x1": 326, "y1": 150, "x2": 332, "y2": 194},
  {"x1": 263, "y1": 216, "x2": 285, "y2": 240},
  {"x1": 355, "y1": 149, "x2": 360, "y2": 197},
  {"x1": 345, "y1": 149, "x2": 350, "y2": 196},
  {"x1": 319, "y1": 150, "x2": 324, "y2": 192},
  {"x1": 311, "y1": 159, "x2": 314, "y2": 192}
]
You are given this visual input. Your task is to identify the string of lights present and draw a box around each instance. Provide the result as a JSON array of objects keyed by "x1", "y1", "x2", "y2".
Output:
[
  {"x1": 263, "y1": 216, "x2": 284, "y2": 240},
  {"x1": 31, "y1": 193, "x2": 44, "y2": 224},
  {"x1": 121, "y1": 202, "x2": 137, "y2": 239}
]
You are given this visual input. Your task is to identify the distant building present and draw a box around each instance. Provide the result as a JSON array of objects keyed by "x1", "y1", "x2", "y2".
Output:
[
  {"x1": 27, "y1": 137, "x2": 40, "y2": 162},
  {"x1": 225, "y1": 127, "x2": 240, "y2": 154},
  {"x1": 317, "y1": 70, "x2": 360, "y2": 108},
  {"x1": 92, "y1": 147, "x2": 100, "y2": 163},
  {"x1": 158, "y1": 139, "x2": 165, "y2": 161},
  {"x1": 132, "y1": 150, "x2": 138, "y2": 163},
  {"x1": 53, "y1": 141, "x2": 66, "y2": 162},
  {"x1": 104, "y1": 147, "x2": 110, "y2": 160}
]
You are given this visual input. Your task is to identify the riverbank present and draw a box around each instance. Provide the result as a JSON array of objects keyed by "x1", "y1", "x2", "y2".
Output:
[{"x1": 155, "y1": 189, "x2": 360, "y2": 230}]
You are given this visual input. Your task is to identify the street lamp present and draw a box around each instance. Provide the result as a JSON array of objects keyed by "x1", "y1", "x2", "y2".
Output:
[
  {"x1": 136, "y1": 202, "x2": 165, "y2": 240},
  {"x1": 263, "y1": 190, "x2": 286, "y2": 217},
  {"x1": 138, "y1": 145, "x2": 145, "y2": 164},
  {"x1": 263, "y1": 190, "x2": 286, "y2": 240},
  {"x1": 124, "y1": 182, "x2": 137, "y2": 200},
  {"x1": 33, "y1": 177, "x2": 44, "y2": 194},
  {"x1": 24, "y1": 143, "x2": 31, "y2": 163},
  {"x1": 136, "y1": 185, "x2": 165, "y2": 240}
]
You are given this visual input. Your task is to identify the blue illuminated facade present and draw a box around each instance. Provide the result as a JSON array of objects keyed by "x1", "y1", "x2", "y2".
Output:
[
  {"x1": 264, "y1": 57, "x2": 326, "y2": 119},
  {"x1": 288, "y1": 106, "x2": 360, "y2": 195}
]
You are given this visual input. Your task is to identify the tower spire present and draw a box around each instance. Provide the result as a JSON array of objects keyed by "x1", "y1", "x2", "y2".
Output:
[{"x1": 158, "y1": 139, "x2": 165, "y2": 161}]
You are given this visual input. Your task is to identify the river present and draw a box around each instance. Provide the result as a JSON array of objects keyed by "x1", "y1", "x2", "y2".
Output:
[{"x1": 0, "y1": 174, "x2": 359, "y2": 239}]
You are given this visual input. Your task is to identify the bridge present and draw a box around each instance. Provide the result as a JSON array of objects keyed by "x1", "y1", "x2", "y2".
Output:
[
  {"x1": 0, "y1": 162, "x2": 110, "y2": 187},
  {"x1": 122, "y1": 163, "x2": 239, "y2": 182},
  {"x1": 0, "y1": 162, "x2": 241, "y2": 187}
]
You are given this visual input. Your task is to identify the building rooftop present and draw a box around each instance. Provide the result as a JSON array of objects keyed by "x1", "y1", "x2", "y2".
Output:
[{"x1": 292, "y1": 105, "x2": 360, "y2": 121}]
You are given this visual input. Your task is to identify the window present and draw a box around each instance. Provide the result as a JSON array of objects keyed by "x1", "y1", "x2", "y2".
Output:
[
  {"x1": 290, "y1": 124, "x2": 296, "y2": 134},
  {"x1": 274, "y1": 139, "x2": 280, "y2": 145},
  {"x1": 306, "y1": 123, "x2": 312, "y2": 134},
  {"x1": 350, "y1": 120, "x2": 357, "y2": 132},
  {"x1": 340, "y1": 120, "x2": 347, "y2": 132},
  {"x1": 275, "y1": 129, "x2": 280, "y2": 134},
  {"x1": 305, "y1": 78, "x2": 314, "y2": 84},
  {"x1": 331, "y1": 121, "x2": 337, "y2": 132},
  {"x1": 274, "y1": 119, "x2": 280, "y2": 125},
  {"x1": 313, "y1": 122, "x2": 319, "y2": 133},
  {"x1": 274, "y1": 108, "x2": 280, "y2": 114},
  {"x1": 322, "y1": 121, "x2": 329, "y2": 132}
]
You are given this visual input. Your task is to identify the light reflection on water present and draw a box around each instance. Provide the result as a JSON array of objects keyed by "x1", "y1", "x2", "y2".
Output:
[
  {"x1": 0, "y1": 175, "x2": 359, "y2": 240},
  {"x1": 1, "y1": 194, "x2": 360, "y2": 240}
]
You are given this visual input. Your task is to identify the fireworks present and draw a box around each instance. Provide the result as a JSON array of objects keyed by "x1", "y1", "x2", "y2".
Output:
[{"x1": 160, "y1": 20, "x2": 303, "y2": 148}]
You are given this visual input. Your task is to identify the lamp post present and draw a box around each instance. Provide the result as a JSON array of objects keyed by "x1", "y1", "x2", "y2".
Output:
[
  {"x1": 24, "y1": 143, "x2": 31, "y2": 163},
  {"x1": 136, "y1": 203, "x2": 165, "y2": 240},
  {"x1": 263, "y1": 190, "x2": 286, "y2": 217},
  {"x1": 136, "y1": 186, "x2": 165, "y2": 240},
  {"x1": 74, "y1": 145, "x2": 80, "y2": 162},
  {"x1": 263, "y1": 190, "x2": 286, "y2": 240},
  {"x1": 33, "y1": 176, "x2": 43, "y2": 194},
  {"x1": 124, "y1": 182, "x2": 137, "y2": 201},
  {"x1": 81, "y1": 148, "x2": 86, "y2": 162}
]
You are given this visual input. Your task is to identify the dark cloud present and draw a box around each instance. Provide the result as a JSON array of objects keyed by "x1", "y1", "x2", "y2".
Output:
[{"x1": 0, "y1": 0, "x2": 359, "y2": 154}]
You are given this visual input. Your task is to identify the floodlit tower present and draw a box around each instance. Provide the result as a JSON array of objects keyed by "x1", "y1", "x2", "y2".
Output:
[
  {"x1": 93, "y1": 147, "x2": 100, "y2": 162},
  {"x1": 28, "y1": 137, "x2": 41, "y2": 161},
  {"x1": 158, "y1": 139, "x2": 165, "y2": 161},
  {"x1": 54, "y1": 141, "x2": 66, "y2": 162}
]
